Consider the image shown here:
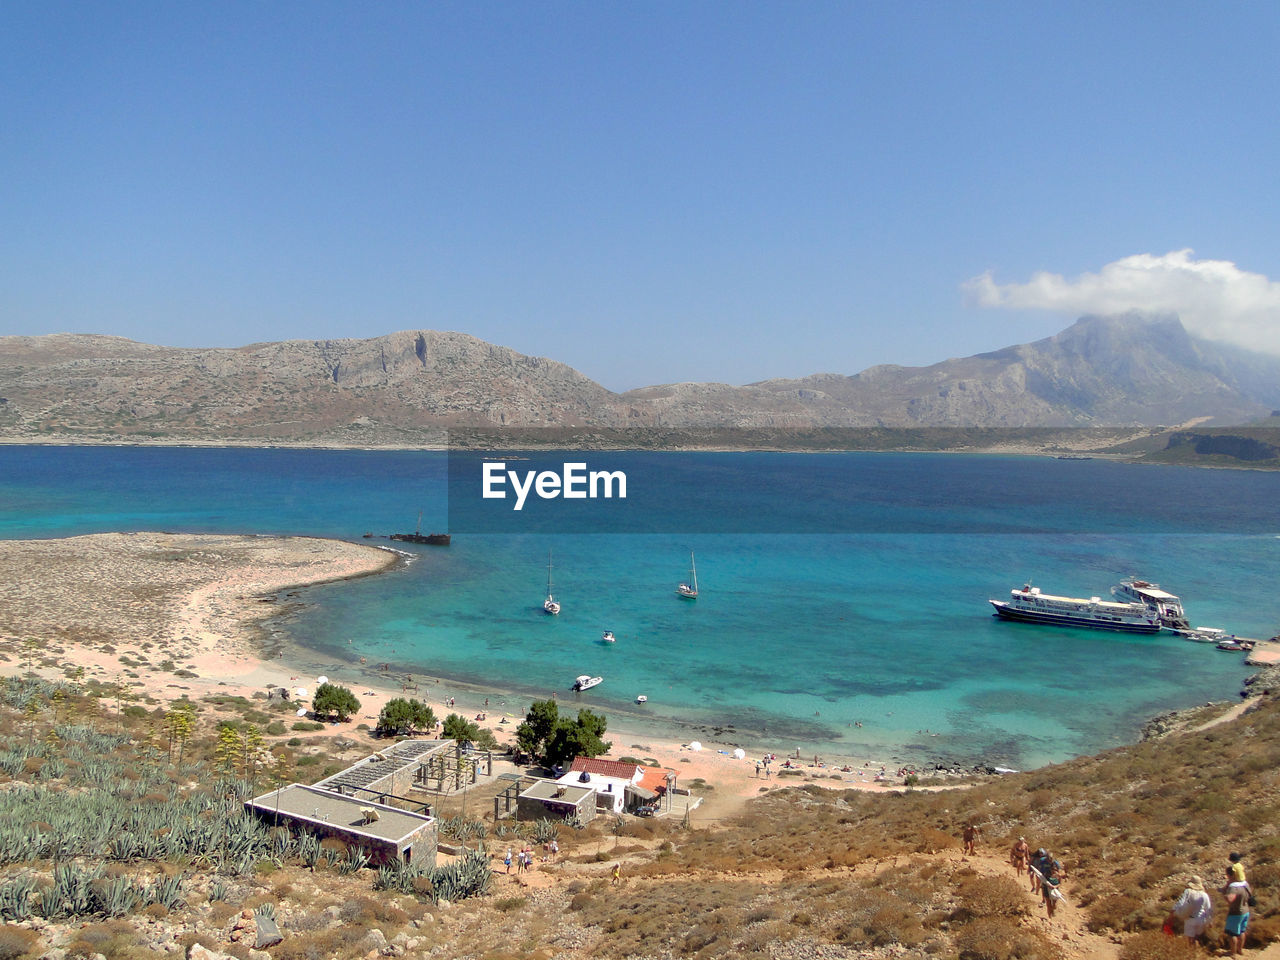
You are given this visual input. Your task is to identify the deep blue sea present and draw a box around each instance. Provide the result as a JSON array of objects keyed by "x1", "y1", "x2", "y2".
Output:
[{"x1": 3, "y1": 445, "x2": 1278, "y2": 770}]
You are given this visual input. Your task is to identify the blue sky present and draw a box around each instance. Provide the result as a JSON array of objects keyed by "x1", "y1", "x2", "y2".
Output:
[{"x1": 3, "y1": 3, "x2": 1279, "y2": 390}]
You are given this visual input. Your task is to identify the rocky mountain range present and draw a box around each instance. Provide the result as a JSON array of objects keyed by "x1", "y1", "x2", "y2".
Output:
[{"x1": 2, "y1": 313, "x2": 1279, "y2": 447}]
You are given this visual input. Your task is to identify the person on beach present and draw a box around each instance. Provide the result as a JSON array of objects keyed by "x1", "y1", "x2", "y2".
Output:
[
  {"x1": 962, "y1": 822, "x2": 981, "y2": 856},
  {"x1": 612, "y1": 862, "x2": 621, "y2": 884},
  {"x1": 1011, "y1": 836, "x2": 1030, "y2": 877},
  {"x1": 1166, "y1": 875, "x2": 1212, "y2": 944},
  {"x1": 503, "y1": 848, "x2": 512, "y2": 874},
  {"x1": 1223, "y1": 868, "x2": 1252, "y2": 956}
]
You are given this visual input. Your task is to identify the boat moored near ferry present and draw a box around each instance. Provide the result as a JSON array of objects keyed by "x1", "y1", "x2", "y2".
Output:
[
  {"x1": 991, "y1": 583, "x2": 1162, "y2": 633},
  {"x1": 1110, "y1": 578, "x2": 1189, "y2": 630}
]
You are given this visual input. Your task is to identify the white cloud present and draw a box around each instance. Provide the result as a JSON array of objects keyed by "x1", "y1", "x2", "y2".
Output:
[{"x1": 964, "y1": 250, "x2": 1280, "y2": 355}]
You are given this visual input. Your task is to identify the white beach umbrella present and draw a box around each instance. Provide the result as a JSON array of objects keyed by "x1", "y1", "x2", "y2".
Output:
[
  {"x1": 317, "y1": 676, "x2": 329, "y2": 685},
  {"x1": 296, "y1": 707, "x2": 308, "y2": 718},
  {"x1": 295, "y1": 687, "x2": 308, "y2": 698},
  {"x1": 732, "y1": 748, "x2": 746, "y2": 760},
  {"x1": 688, "y1": 741, "x2": 702, "y2": 752}
]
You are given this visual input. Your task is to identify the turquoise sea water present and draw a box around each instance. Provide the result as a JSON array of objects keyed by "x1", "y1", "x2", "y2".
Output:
[{"x1": 2, "y1": 445, "x2": 1278, "y2": 770}]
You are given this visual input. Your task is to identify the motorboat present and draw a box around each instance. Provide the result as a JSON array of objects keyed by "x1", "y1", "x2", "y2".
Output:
[
  {"x1": 572, "y1": 675, "x2": 603, "y2": 692},
  {"x1": 1217, "y1": 638, "x2": 1254, "y2": 652},
  {"x1": 1183, "y1": 632, "x2": 1219, "y2": 643},
  {"x1": 635, "y1": 695, "x2": 648, "y2": 704},
  {"x1": 602, "y1": 630, "x2": 616, "y2": 643}
]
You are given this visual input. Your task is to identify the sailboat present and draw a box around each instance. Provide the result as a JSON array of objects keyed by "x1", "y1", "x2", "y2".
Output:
[
  {"x1": 543, "y1": 551, "x2": 561, "y2": 615},
  {"x1": 676, "y1": 552, "x2": 698, "y2": 599}
]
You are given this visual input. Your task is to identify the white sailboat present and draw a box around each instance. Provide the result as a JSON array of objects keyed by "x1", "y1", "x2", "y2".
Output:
[
  {"x1": 543, "y1": 550, "x2": 561, "y2": 615},
  {"x1": 676, "y1": 551, "x2": 698, "y2": 599}
]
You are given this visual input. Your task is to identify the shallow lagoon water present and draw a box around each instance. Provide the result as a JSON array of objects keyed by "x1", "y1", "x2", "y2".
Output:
[{"x1": 2, "y1": 445, "x2": 1276, "y2": 769}]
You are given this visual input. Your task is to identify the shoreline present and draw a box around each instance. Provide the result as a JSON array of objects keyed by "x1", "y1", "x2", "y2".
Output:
[
  {"x1": 2, "y1": 532, "x2": 1264, "y2": 805},
  {"x1": 0, "y1": 532, "x2": 969, "y2": 810}
]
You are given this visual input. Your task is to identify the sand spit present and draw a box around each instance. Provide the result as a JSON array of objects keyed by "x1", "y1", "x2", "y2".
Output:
[
  {"x1": 0, "y1": 532, "x2": 932, "y2": 816},
  {"x1": 0, "y1": 532, "x2": 397, "y2": 681}
]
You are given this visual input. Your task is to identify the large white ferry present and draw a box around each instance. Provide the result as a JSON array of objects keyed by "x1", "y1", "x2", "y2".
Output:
[
  {"x1": 1110, "y1": 577, "x2": 1189, "y2": 630},
  {"x1": 990, "y1": 583, "x2": 1162, "y2": 633}
]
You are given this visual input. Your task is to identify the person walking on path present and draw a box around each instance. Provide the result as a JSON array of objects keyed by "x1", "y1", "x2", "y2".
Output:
[
  {"x1": 611, "y1": 862, "x2": 621, "y2": 885},
  {"x1": 1223, "y1": 868, "x2": 1252, "y2": 956},
  {"x1": 962, "y1": 822, "x2": 981, "y2": 857},
  {"x1": 1010, "y1": 837, "x2": 1030, "y2": 878},
  {"x1": 1030, "y1": 849, "x2": 1065, "y2": 917},
  {"x1": 1229, "y1": 851, "x2": 1247, "y2": 884},
  {"x1": 1166, "y1": 875, "x2": 1212, "y2": 943}
]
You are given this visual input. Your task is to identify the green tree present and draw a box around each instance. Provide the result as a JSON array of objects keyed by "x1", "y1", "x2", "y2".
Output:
[
  {"x1": 442, "y1": 713, "x2": 480, "y2": 742},
  {"x1": 544, "y1": 708, "x2": 611, "y2": 766},
  {"x1": 311, "y1": 682, "x2": 360, "y2": 722},
  {"x1": 515, "y1": 698, "x2": 560, "y2": 759},
  {"x1": 376, "y1": 697, "x2": 435, "y2": 737}
]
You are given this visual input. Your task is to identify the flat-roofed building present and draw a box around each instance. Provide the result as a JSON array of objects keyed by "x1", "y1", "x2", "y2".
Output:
[
  {"x1": 516, "y1": 778, "x2": 598, "y2": 823},
  {"x1": 246, "y1": 783, "x2": 437, "y2": 867}
]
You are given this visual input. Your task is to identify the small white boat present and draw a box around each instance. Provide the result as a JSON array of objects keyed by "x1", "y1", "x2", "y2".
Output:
[
  {"x1": 1183, "y1": 631, "x2": 1221, "y2": 643},
  {"x1": 677, "y1": 551, "x2": 698, "y2": 599},
  {"x1": 635, "y1": 695, "x2": 648, "y2": 704},
  {"x1": 602, "y1": 630, "x2": 616, "y2": 643},
  {"x1": 543, "y1": 550, "x2": 560, "y2": 615},
  {"x1": 572, "y1": 675, "x2": 603, "y2": 692},
  {"x1": 1190, "y1": 626, "x2": 1226, "y2": 640}
]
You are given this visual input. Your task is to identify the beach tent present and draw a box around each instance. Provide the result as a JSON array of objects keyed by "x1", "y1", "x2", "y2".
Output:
[
  {"x1": 688, "y1": 741, "x2": 702, "y2": 751},
  {"x1": 732, "y1": 748, "x2": 746, "y2": 760}
]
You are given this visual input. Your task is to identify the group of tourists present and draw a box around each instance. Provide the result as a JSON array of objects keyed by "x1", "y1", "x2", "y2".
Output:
[
  {"x1": 502, "y1": 846, "x2": 536, "y2": 874},
  {"x1": 1006, "y1": 835, "x2": 1256, "y2": 949},
  {"x1": 1008, "y1": 836, "x2": 1067, "y2": 917},
  {"x1": 1165, "y1": 853, "x2": 1254, "y2": 955}
]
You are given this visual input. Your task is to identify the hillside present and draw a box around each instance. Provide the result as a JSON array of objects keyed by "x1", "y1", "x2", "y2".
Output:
[
  {"x1": 1, "y1": 669, "x2": 1278, "y2": 960},
  {"x1": 4, "y1": 315, "x2": 1280, "y2": 446}
]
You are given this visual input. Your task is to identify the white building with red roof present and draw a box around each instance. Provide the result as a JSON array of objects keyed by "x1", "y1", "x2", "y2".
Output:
[{"x1": 556, "y1": 757, "x2": 677, "y2": 815}]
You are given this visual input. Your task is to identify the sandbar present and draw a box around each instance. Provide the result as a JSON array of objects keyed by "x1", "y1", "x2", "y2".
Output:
[{"x1": 0, "y1": 532, "x2": 918, "y2": 818}]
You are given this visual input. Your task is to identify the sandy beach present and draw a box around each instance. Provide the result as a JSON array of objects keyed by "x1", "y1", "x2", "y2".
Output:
[{"x1": 0, "y1": 532, "x2": 917, "y2": 818}]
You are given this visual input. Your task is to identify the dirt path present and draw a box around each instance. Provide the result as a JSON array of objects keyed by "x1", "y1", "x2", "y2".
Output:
[{"x1": 951, "y1": 849, "x2": 1120, "y2": 960}]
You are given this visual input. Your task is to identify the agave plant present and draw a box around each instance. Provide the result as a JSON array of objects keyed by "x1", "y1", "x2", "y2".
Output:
[
  {"x1": 338, "y1": 846, "x2": 371, "y2": 876},
  {"x1": 0, "y1": 873, "x2": 36, "y2": 921}
]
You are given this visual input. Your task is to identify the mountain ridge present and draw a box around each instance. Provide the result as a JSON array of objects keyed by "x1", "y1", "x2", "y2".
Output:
[{"x1": 3, "y1": 314, "x2": 1280, "y2": 446}]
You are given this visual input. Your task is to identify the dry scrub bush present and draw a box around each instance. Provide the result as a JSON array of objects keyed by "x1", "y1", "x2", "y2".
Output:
[
  {"x1": 953, "y1": 917, "x2": 1063, "y2": 960},
  {"x1": 0, "y1": 927, "x2": 38, "y2": 960},
  {"x1": 1084, "y1": 891, "x2": 1146, "y2": 933},
  {"x1": 956, "y1": 876, "x2": 1031, "y2": 921},
  {"x1": 916, "y1": 826, "x2": 957, "y2": 854},
  {"x1": 1116, "y1": 930, "x2": 1199, "y2": 960},
  {"x1": 828, "y1": 886, "x2": 927, "y2": 948}
]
